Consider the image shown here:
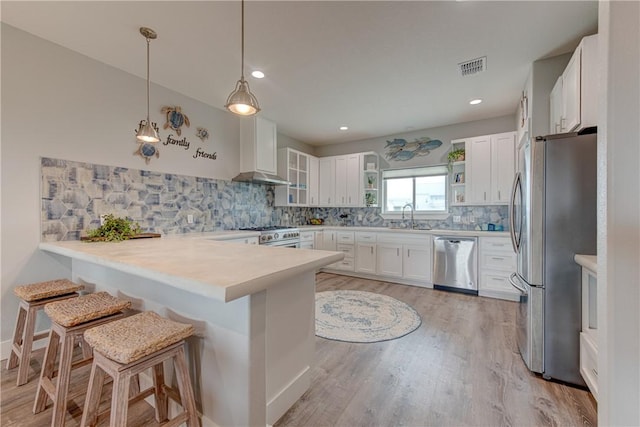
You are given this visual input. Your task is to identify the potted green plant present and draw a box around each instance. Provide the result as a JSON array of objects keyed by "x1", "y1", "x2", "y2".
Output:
[
  {"x1": 367, "y1": 175, "x2": 376, "y2": 188},
  {"x1": 365, "y1": 192, "x2": 377, "y2": 206},
  {"x1": 447, "y1": 148, "x2": 465, "y2": 171},
  {"x1": 84, "y1": 214, "x2": 141, "y2": 242}
]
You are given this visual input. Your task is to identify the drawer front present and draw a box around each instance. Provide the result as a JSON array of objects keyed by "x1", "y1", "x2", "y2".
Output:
[
  {"x1": 333, "y1": 257, "x2": 355, "y2": 271},
  {"x1": 356, "y1": 232, "x2": 377, "y2": 243},
  {"x1": 337, "y1": 244, "x2": 355, "y2": 258},
  {"x1": 480, "y1": 252, "x2": 516, "y2": 272},
  {"x1": 336, "y1": 231, "x2": 355, "y2": 244},
  {"x1": 480, "y1": 271, "x2": 518, "y2": 294},
  {"x1": 299, "y1": 231, "x2": 315, "y2": 242},
  {"x1": 480, "y1": 237, "x2": 514, "y2": 254},
  {"x1": 580, "y1": 332, "x2": 598, "y2": 400}
]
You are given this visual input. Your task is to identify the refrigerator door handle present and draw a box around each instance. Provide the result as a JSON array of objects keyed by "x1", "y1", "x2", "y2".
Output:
[
  {"x1": 509, "y1": 272, "x2": 527, "y2": 295},
  {"x1": 509, "y1": 172, "x2": 522, "y2": 253}
]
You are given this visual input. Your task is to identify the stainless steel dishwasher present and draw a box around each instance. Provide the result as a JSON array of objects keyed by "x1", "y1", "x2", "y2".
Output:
[{"x1": 433, "y1": 236, "x2": 478, "y2": 295}]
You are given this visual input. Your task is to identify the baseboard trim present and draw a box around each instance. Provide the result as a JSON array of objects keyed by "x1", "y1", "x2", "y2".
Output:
[
  {"x1": 267, "y1": 366, "x2": 311, "y2": 425},
  {"x1": 319, "y1": 268, "x2": 433, "y2": 289}
]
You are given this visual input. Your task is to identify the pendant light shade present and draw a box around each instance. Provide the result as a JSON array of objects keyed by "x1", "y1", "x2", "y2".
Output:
[
  {"x1": 136, "y1": 27, "x2": 160, "y2": 143},
  {"x1": 225, "y1": 0, "x2": 260, "y2": 116}
]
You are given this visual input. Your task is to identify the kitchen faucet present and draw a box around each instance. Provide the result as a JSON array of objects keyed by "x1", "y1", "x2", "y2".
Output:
[{"x1": 402, "y1": 203, "x2": 415, "y2": 229}]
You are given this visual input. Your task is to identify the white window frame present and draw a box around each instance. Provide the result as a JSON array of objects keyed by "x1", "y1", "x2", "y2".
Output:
[{"x1": 380, "y1": 165, "x2": 450, "y2": 220}]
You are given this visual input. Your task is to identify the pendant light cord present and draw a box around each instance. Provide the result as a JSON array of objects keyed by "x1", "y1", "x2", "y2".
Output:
[
  {"x1": 146, "y1": 36, "x2": 151, "y2": 123},
  {"x1": 240, "y1": 0, "x2": 245, "y2": 81}
]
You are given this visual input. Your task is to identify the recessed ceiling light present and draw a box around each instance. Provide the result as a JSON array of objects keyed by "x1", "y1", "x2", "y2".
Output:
[
  {"x1": 339, "y1": 126, "x2": 349, "y2": 131},
  {"x1": 251, "y1": 70, "x2": 265, "y2": 79},
  {"x1": 469, "y1": 98, "x2": 483, "y2": 105}
]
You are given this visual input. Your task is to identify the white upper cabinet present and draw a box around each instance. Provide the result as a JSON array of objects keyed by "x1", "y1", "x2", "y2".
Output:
[
  {"x1": 465, "y1": 131, "x2": 515, "y2": 205},
  {"x1": 550, "y1": 34, "x2": 598, "y2": 133},
  {"x1": 318, "y1": 157, "x2": 336, "y2": 206},
  {"x1": 490, "y1": 132, "x2": 516, "y2": 204},
  {"x1": 240, "y1": 116, "x2": 277, "y2": 174},
  {"x1": 549, "y1": 76, "x2": 563, "y2": 134},
  {"x1": 467, "y1": 135, "x2": 492, "y2": 204},
  {"x1": 308, "y1": 155, "x2": 319, "y2": 207}
]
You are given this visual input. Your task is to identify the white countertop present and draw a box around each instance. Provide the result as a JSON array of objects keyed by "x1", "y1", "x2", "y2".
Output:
[
  {"x1": 164, "y1": 230, "x2": 261, "y2": 241},
  {"x1": 298, "y1": 225, "x2": 510, "y2": 238},
  {"x1": 575, "y1": 254, "x2": 597, "y2": 272},
  {"x1": 39, "y1": 238, "x2": 343, "y2": 303}
]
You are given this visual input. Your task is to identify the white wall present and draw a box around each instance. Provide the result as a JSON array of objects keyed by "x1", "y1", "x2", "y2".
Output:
[
  {"x1": 314, "y1": 114, "x2": 516, "y2": 168},
  {"x1": 0, "y1": 24, "x2": 246, "y2": 342},
  {"x1": 598, "y1": 1, "x2": 640, "y2": 425}
]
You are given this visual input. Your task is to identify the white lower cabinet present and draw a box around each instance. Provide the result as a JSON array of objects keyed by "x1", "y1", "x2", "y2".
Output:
[
  {"x1": 478, "y1": 237, "x2": 518, "y2": 301},
  {"x1": 225, "y1": 236, "x2": 259, "y2": 245},
  {"x1": 332, "y1": 231, "x2": 355, "y2": 271},
  {"x1": 299, "y1": 230, "x2": 315, "y2": 249},
  {"x1": 376, "y1": 243, "x2": 403, "y2": 278},
  {"x1": 403, "y1": 244, "x2": 431, "y2": 284},
  {"x1": 355, "y1": 232, "x2": 377, "y2": 274},
  {"x1": 577, "y1": 257, "x2": 598, "y2": 400}
]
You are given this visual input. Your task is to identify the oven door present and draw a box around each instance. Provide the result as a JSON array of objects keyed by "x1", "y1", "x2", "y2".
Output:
[{"x1": 265, "y1": 240, "x2": 300, "y2": 248}]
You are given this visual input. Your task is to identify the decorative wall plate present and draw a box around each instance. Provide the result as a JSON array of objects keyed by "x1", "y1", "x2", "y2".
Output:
[
  {"x1": 196, "y1": 127, "x2": 210, "y2": 142},
  {"x1": 134, "y1": 141, "x2": 160, "y2": 164},
  {"x1": 384, "y1": 137, "x2": 442, "y2": 161},
  {"x1": 161, "y1": 106, "x2": 190, "y2": 136}
]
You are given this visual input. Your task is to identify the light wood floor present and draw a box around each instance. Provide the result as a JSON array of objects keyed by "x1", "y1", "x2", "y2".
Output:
[
  {"x1": 1, "y1": 273, "x2": 597, "y2": 426},
  {"x1": 275, "y1": 273, "x2": 597, "y2": 427}
]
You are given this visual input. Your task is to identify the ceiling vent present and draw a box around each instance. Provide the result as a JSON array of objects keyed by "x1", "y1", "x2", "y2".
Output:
[{"x1": 458, "y1": 56, "x2": 487, "y2": 77}]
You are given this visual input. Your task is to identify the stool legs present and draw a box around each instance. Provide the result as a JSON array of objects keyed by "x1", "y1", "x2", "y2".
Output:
[
  {"x1": 8, "y1": 293, "x2": 79, "y2": 387},
  {"x1": 81, "y1": 342, "x2": 198, "y2": 427},
  {"x1": 8, "y1": 302, "x2": 41, "y2": 386}
]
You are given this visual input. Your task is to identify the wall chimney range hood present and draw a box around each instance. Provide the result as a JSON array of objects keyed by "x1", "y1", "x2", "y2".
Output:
[
  {"x1": 232, "y1": 170, "x2": 289, "y2": 185},
  {"x1": 233, "y1": 116, "x2": 289, "y2": 186}
]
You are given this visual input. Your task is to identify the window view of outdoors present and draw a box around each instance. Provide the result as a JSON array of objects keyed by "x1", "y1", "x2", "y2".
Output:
[
  {"x1": 415, "y1": 176, "x2": 446, "y2": 211},
  {"x1": 385, "y1": 178, "x2": 413, "y2": 211},
  {"x1": 385, "y1": 175, "x2": 447, "y2": 212}
]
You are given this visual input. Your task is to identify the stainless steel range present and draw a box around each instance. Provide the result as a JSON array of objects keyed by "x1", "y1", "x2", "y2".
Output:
[{"x1": 240, "y1": 226, "x2": 300, "y2": 248}]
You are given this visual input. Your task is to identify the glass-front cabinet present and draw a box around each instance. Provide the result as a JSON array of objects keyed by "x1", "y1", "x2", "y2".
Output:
[{"x1": 275, "y1": 148, "x2": 311, "y2": 206}]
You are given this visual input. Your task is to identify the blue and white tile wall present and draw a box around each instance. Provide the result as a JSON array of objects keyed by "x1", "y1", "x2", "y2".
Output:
[
  {"x1": 41, "y1": 158, "x2": 276, "y2": 241},
  {"x1": 41, "y1": 157, "x2": 509, "y2": 242},
  {"x1": 275, "y1": 205, "x2": 509, "y2": 231}
]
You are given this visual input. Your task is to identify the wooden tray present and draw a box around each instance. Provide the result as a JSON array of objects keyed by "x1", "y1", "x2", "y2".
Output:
[{"x1": 81, "y1": 233, "x2": 161, "y2": 242}]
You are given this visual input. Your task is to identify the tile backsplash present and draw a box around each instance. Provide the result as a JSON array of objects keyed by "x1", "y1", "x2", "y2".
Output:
[
  {"x1": 41, "y1": 158, "x2": 276, "y2": 241},
  {"x1": 41, "y1": 157, "x2": 509, "y2": 241}
]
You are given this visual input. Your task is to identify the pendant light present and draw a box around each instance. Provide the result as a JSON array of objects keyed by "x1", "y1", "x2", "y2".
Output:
[
  {"x1": 225, "y1": 0, "x2": 261, "y2": 116},
  {"x1": 136, "y1": 27, "x2": 160, "y2": 143}
]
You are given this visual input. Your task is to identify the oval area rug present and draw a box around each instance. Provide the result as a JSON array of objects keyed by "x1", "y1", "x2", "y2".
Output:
[{"x1": 315, "y1": 290, "x2": 422, "y2": 343}]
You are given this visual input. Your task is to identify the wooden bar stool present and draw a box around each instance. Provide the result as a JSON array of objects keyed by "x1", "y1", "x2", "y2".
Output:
[
  {"x1": 81, "y1": 311, "x2": 198, "y2": 427},
  {"x1": 7, "y1": 279, "x2": 84, "y2": 386},
  {"x1": 33, "y1": 292, "x2": 131, "y2": 427}
]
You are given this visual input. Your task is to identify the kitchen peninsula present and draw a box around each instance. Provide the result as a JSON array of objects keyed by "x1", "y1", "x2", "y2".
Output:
[{"x1": 39, "y1": 237, "x2": 344, "y2": 427}]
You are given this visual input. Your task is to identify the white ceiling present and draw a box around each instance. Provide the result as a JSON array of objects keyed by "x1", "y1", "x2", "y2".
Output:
[{"x1": 1, "y1": 1, "x2": 598, "y2": 145}]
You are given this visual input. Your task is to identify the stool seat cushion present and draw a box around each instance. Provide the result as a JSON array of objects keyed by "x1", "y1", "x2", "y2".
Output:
[
  {"x1": 84, "y1": 311, "x2": 194, "y2": 364},
  {"x1": 45, "y1": 292, "x2": 131, "y2": 327},
  {"x1": 14, "y1": 279, "x2": 83, "y2": 302}
]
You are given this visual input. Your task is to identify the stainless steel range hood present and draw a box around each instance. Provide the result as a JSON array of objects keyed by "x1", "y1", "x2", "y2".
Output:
[{"x1": 232, "y1": 171, "x2": 289, "y2": 185}]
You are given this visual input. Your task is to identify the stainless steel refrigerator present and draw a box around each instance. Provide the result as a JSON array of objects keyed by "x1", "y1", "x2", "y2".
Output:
[{"x1": 508, "y1": 130, "x2": 597, "y2": 386}]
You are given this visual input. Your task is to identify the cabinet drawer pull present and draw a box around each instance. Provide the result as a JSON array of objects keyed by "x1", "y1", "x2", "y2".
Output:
[
  {"x1": 397, "y1": 248, "x2": 400, "y2": 257},
  {"x1": 490, "y1": 277, "x2": 504, "y2": 281},
  {"x1": 370, "y1": 247, "x2": 373, "y2": 255},
  {"x1": 407, "y1": 249, "x2": 411, "y2": 258}
]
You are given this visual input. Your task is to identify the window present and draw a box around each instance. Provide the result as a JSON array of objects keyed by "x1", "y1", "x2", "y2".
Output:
[{"x1": 382, "y1": 165, "x2": 448, "y2": 216}]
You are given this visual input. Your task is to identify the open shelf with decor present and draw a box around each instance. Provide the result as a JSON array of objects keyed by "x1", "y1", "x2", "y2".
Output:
[
  {"x1": 362, "y1": 152, "x2": 380, "y2": 207},
  {"x1": 448, "y1": 139, "x2": 467, "y2": 206}
]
